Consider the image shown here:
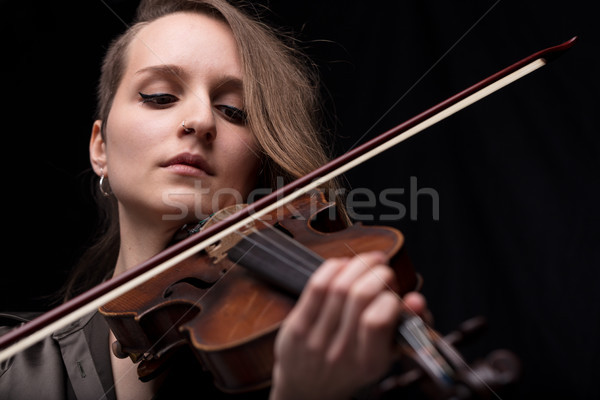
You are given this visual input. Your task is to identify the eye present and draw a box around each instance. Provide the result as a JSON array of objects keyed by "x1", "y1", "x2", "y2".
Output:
[
  {"x1": 217, "y1": 105, "x2": 248, "y2": 125},
  {"x1": 139, "y1": 92, "x2": 178, "y2": 107}
]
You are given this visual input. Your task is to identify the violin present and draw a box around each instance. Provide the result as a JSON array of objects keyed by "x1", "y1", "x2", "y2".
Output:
[
  {"x1": 100, "y1": 190, "x2": 417, "y2": 390},
  {"x1": 0, "y1": 37, "x2": 576, "y2": 399},
  {"x1": 101, "y1": 189, "x2": 519, "y2": 398}
]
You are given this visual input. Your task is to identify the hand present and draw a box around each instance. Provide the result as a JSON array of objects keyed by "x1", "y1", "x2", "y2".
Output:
[{"x1": 270, "y1": 252, "x2": 428, "y2": 400}]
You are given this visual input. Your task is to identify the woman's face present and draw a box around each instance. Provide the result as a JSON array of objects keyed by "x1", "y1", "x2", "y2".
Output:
[{"x1": 91, "y1": 12, "x2": 261, "y2": 225}]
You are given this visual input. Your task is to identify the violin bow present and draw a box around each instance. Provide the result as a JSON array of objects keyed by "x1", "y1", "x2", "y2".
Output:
[{"x1": 0, "y1": 36, "x2": 577, "y2": 362}]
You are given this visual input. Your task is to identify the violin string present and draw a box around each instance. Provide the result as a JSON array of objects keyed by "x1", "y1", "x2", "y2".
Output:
[
  {"x1": 203, "y1": 207, "x2": 319, "y2": 290},
  {"x1": 256, "y1": 219, "x2": 325, "y2": 268},
  {"x1": 232, "y1": 223, "x2": 321, "y2": 280},
  {"x1": 237, "y1": 232, "x2": 314, "y2": 279},
  {"x1": 398, "y1": 316, "x2": 454, "y2": 385},
  {"x1": 431, "y1": 336, "x2": 505, "y2": 400},
  {"x1": 216, "y1": 205, "x2": 322, "y2": 276}
]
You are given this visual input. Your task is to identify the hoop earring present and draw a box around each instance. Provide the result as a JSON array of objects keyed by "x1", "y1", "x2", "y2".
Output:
[{"x1": 99, "y1": 168, "x2": 112, "y2": 197}]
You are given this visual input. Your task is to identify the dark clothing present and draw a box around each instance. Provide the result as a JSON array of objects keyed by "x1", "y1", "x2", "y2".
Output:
[
  {"x1": 0, "y1": 311, "x2": 115, "y2": 400},
  {"x1": 0, "y1": 312, "x2": 269, "y2": 399}
]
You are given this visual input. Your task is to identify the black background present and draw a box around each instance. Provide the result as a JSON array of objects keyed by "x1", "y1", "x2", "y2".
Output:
[{"x1": 2, "y1": 1, "x2": 599, "y2": 399}]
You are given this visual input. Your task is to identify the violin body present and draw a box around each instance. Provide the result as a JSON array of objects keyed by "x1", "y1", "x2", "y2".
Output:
[{"x1": 99, "y1": 190, "x2": 419, "y2": 392}]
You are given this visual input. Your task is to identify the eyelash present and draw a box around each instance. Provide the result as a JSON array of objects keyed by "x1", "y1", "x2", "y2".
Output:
[
  {"x1": 138, "y1": 92, "x2": 248, "y2": 124},
  {"x1": 139, "y1": 92, "x2": 177, "y2": 106},
  {"x1": 217, "y1": 105, "x2": 248, "y2": 124}
]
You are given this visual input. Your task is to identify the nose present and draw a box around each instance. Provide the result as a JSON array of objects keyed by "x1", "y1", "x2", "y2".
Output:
[{"x1": 179, "y1": 96, "x2": 217, "y2": 142}]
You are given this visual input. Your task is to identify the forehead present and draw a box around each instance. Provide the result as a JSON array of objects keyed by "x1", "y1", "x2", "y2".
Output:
[{"x1": 125, "y1": 12, "x2": 242, "y2": 78}]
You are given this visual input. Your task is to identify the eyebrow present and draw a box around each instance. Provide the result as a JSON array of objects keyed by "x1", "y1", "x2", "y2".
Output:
[
  {"x1": 213, "y1": 75, "x2": 244, "y2": 93},
  {"x1": 134, "y1": 64, "x2": 244, "y2": 93},
  {"x1": 135, "y1": 64, "x2": 189, "y2": 81}
]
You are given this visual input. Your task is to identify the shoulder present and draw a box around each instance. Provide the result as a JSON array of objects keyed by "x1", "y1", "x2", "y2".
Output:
[
  {"x1": 0, "y1": 311, "x2": 113, "y2": 400},
  {"x1": 0, "y1": 311, "x2": 41, "y2": 328},
  {"x1": 0, "y1": 311, "x2": 73, "y2": 398}
]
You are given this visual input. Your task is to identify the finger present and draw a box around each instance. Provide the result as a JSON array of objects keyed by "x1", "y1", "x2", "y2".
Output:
[
  {"x1": 308, "y1": 252, "x2": 387, "y2": 350},
  {"x1": 327, "y1": 264, "x2": 396, "y2": 361},
  {"x1": 275, "y1": 257, "x2": 350, "y2": 369},
  {"x1": 401, "y1": 292, "x2": 433, "y2": 325},
  {"x1": 284, "y1": 257, "x2": 348, "y2": 337},
  {"x1": 402, "y1": 292, "x2": 426, "y2": 313},
  {"x1": 356, "y1": 291, "x2": 403, "y2": 380}
]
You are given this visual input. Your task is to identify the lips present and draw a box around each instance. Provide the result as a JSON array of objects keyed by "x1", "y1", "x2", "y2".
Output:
[{"x1": 161, "y1": 152, "x2": 215, "y2": 176}]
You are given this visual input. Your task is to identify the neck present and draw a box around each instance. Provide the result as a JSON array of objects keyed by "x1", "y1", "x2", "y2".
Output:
[{"x1": 112, "y1": 209, "x2": 184, "y2": 277}]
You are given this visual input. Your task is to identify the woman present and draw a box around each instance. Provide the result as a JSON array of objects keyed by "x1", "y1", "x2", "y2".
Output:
[{"x1": 1, "y1": 0, "x2": 426, "y2": 398}]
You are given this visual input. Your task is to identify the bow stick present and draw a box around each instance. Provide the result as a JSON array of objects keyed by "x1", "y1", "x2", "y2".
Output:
[{"x1": 0, "y1": 36, "x2": 577, "y2": 362}]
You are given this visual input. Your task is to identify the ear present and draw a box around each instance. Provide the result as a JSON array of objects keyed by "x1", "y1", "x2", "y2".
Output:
[{"x1": 90, "y1": 120, "x2": 107, "y2": 176}]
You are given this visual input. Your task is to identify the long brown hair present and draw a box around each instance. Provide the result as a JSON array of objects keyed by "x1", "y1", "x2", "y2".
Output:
[{"x1": 62, "y1": 0, "x2": 345, "y2": 301}]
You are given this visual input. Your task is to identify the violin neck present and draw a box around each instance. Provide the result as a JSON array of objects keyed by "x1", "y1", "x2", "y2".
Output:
[
  {"x1": 227, "y1": 225, "x2": 323, "y2": 296},
  {"x1": 397, "y1": 315, "x2": 455, "y2": 386}
]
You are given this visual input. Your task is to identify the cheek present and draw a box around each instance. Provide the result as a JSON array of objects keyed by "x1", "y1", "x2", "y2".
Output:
[
  {"x1": 220, "y1": 135, "x2": 261, "y2": 193},
  {"x1": 104, "y1": 104, "x2": 162, "y2": 164},
  {"x1": 103, "y1": 106, "x2": 163, "y2": 194}
]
